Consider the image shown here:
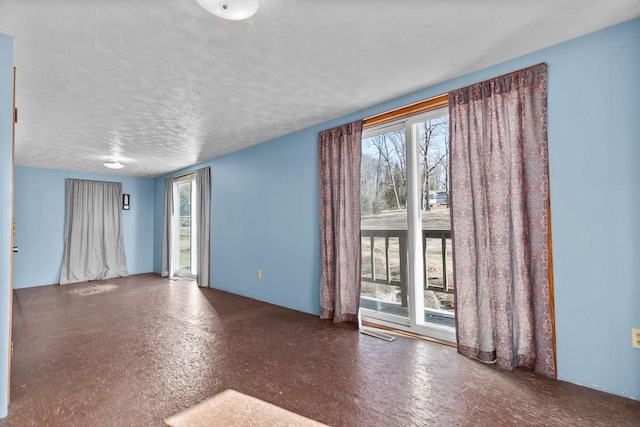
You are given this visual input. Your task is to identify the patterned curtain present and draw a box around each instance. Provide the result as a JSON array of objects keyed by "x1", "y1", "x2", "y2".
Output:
[
  {"x1": 449, "y1": 63, "x2": 556, "y2": 378},
  {"x1": 318, "y1": 120, "x2": 363, "y2": 323}
]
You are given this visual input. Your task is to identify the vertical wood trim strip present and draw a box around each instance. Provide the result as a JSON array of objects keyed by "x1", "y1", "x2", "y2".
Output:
[
  {"x1": 8, "y1": 67, "x2": 16, "y2": 402},
  {"x1": 547, "y1": 192, "x2": 557, "y2": 378}
]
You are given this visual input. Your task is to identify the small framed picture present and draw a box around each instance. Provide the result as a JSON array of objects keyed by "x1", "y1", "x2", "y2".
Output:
[{"x1": 123, "y1": 194, "x2": 130, "y2": 210}]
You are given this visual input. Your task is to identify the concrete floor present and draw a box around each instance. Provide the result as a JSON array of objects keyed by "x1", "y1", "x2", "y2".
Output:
[{"x1": 2, "y1": 274, "x2": 639, "y2": 426}]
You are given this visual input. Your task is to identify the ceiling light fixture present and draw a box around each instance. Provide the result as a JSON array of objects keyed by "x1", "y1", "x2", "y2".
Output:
[
  {"x1": 103, "y1": 161, "x2": 125, "y2": 169},
  {"x1": 196, "y1": 0, "x2": 259, "y2": 21}
]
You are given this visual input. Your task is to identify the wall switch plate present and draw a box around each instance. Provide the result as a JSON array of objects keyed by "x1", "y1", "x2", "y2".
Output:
[
  {"x1": 257, "y1": 270, "x2": 262, "y2": 280},
  {"x1": 633, "y1": 329, "x2": 640, "y2": 349}
]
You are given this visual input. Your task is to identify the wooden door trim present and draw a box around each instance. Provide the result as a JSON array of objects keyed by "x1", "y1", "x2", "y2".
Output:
[{"x1": 8, "y1": 66, "x2": 15, "y2": 403}]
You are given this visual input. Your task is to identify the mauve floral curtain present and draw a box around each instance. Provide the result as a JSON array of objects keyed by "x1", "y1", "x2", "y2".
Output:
[
  {"x1": 318, "y1": 120, "x2": 363, "y2": 323},
  {"x1": 449, "y1": 63, "x2": 556, "y2": 378}
]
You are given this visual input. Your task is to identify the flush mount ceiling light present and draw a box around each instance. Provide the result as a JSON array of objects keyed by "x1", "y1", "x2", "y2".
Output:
[
  {"x1": 196, "y1": 0, "x2": 259, "y2": 21},
  {"x1": 103, "y1": 161, "x2": 125, "y2": 169}
]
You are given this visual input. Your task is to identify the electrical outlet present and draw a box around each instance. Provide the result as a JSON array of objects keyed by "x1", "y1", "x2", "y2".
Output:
[
  {"x1": 257, "y1": 270, "x2": 262, "y2": 280},
  {"x1": 633, "y1": 329, "x2": 640, "y2": 349}
]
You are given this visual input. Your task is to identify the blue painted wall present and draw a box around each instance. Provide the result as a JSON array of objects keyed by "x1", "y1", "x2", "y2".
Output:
[
  {"x1": 152, "y1": 133, "x2": 321, "y2": 314},
  {"x1": 154, "y1": 18, "x2": 640, "y2": 400},
  {"x1": 0, "y1": 32, "x2": 13, "y2": 418},
  {"x1": 13, "y1": 166, "x2": 155, "y2": 289},
  {"x1": 546, "y1": 20, "x2": 640, "y2": 401}
]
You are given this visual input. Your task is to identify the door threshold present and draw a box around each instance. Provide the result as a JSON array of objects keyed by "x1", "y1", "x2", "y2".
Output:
[
  {"x1": 360, "y1": 328, "x2": 396, "y2": 342},
  {"x1": 362, "y1": 320, "x2": 457, "y2": 348}
]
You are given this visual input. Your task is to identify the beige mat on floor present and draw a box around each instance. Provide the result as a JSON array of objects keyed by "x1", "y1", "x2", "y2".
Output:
[{"x1": 165, "y1": 389, "x2": 328, "y2": 427}]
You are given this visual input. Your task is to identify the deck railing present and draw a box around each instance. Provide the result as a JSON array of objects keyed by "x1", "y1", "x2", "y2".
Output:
[
  {"x1": 361, "y1": 230, "x2": 408, "y2": 306},
  {"x1": 422, "y1": 230, "x2": 454, "y2": 295},
  {"x1": 361, "y1": 229, "x2": 453, "y2": 308}
]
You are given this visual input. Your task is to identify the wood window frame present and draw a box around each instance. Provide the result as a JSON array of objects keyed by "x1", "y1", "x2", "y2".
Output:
[{"x1": 363, "y1": 94, "x2": 448, "y2": 128}]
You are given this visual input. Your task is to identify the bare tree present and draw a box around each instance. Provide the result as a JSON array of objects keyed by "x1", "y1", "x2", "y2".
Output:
[
  {"x1": 360, "y1": 153, "x2": 384, "y2": 215},
  {"x1": 362, "y1": 116, "x2": 448, "y2": 214},
  {"x1": 443, "y1": 124, "x2": 449, "y2": 203},
  {"x1": 370, "y1": 132, "x2": 405, "y2": 210},
  {"x1": 419, "y1": 119, "x2": 448, "y2": 211}
]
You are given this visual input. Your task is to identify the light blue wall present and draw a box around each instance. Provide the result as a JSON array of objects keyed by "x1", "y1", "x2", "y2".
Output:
[
  {"x1": 152, "y1": 133, "x2": 321, "y2": 314},
  {"x1": 154, "y1": 18, "x2": 640, "y2": 400},
  {"x1": 0, "y1": 32, "x2": 13, "y2": 418},
  {"x1": 13, "y1": 166, "x2": 155, "y2": 289},
  {"x1": 546, "y1": 20, "x2": 640, "y2": 401}
]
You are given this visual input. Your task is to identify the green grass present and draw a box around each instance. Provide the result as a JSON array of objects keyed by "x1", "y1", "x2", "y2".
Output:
[{"x1": 179, "y1": 227, "x2": 191, "y2": 269}]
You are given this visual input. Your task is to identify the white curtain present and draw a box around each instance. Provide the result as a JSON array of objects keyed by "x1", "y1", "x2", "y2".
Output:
[
  {"x1": 161, "y1": 178, "x2": 174, "y2": 277},
  {"x1": 60, "y1": 179, "x2": 128, "y2": 285},
  {"x1": 195, "y1": 167, "x2": 211, "y2": 287}
]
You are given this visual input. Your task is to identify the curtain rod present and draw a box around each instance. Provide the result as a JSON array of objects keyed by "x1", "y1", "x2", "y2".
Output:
[
  {"x1": 169, "y1": 166, "x2": 210, "y2": 181},
  {"x1": 66, "y1": 178, "x2": 122, "y2": 184},
  {"x1": 171, "y1": 171, "x2": 196, "y2": 181}
]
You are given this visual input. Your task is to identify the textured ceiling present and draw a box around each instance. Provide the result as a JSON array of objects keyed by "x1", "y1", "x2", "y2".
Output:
[{"x1": 1, "y1": 0, "x2": 639, "y2": 178}]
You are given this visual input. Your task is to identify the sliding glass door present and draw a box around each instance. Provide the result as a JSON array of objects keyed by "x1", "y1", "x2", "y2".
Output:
[
  {"x1": 360, "y1": 107, "x2": 455, "y2": 342},
  {"x1": 360, "y1": 125, "x2": 409, "y2": 321},
  {"x1": 173, "y1": 175, "x2": 197, "y2": 278}
]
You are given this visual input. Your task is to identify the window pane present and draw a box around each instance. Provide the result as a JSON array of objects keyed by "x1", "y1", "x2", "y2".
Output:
[
  {"x1": 417, "y1": 113, "x2": 454, "y2": 323},
  {"x1": 360, "y1": 128, "x2": 408, "y2": 321},
  {"x1": 361, "y1": 236, "x2": 372, "y2": 279},
  {"x1": 178, "y1": 181, "x2": 191, "y2": 272},
  {"x1": 360, "y1": 128, "x2": 408, "y2": 230},
  {"x1": 388, "y1": 236, "x2": 400, "y2": 282},
  {"x1": 373, "y1": 236, "x2": 387, "y2": 281}
]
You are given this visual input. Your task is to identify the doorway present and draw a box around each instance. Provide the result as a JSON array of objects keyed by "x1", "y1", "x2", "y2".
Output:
[
  {"x1": 173, "y1": 174, "x2": 197, "y2": 279},
  {"x1": 359, "y1": 105, "x2": 455, "y2": 342}
]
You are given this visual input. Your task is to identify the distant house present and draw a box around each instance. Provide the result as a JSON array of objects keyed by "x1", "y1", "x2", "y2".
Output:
[{"x1": 436, "y1": 191, "x2": 448, "y2": 205}]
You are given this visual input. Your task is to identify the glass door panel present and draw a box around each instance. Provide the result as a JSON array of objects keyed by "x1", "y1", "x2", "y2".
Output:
[
  {"x1": 178, "y1": 181, "x2": 191, "y2": 274},
  {"x1": 360, "y1": 106, "x2": 455, "y2": 343},
  {"x1": 360, "y1": 126, "x2": 409, "y2": 322},
  {"x1": 173, "y1": 176, "x2": 197, "y2": 278},
  {"x1": 416, "y1": 113, "x2": 454, "y2": 329}
]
